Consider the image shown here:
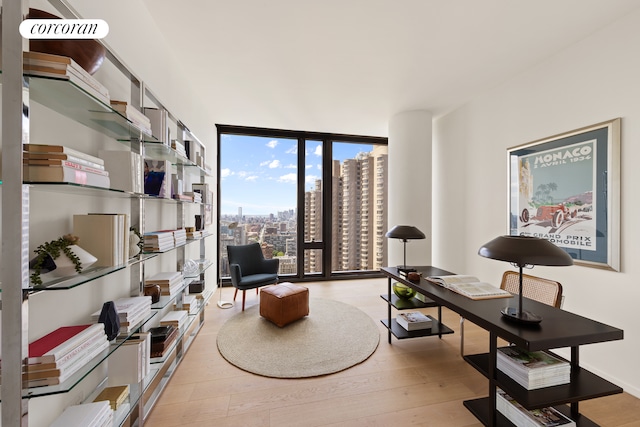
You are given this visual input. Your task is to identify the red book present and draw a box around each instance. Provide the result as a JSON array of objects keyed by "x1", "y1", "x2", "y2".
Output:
[{"x1": 28, "y1": 324, "x2": 104, "y2": 364}]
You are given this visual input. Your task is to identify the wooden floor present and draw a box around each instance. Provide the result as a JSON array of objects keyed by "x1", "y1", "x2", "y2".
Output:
[{"x1": 146, "y1": 278, "x2": 640, "y2": 426}]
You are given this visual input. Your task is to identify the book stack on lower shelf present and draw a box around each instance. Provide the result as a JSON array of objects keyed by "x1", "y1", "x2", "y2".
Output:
[
  {"x1": 143, "y1": 231, "x2": 175, "y2": 252},
  {"x1": 496, "y1": 388, "x2": 576, "y2": 427},
  {"x1": 160, "y1": 310, "x2": 189, "y2": 329},
  {"x1": 396, "y1": 311, "x2": 433, "y2": 331},
  {"x1": 91, "y1": 296, "x2": 152, "y2": 335},
  {"x1": 94, "y1": 385, "x2": 130, "y2": 411},
  {"x1": 50, "y1": 400, "x2": 113, "y2": 427},
  {"x1": 12, "y1": 324, "x2": 109, "y2": 388},
  {"x1": 497, "y1": 346, "x2": 570, "y2": 389},
  {"x1": 175, "y1": 294, "x2": 199, "y2": 315},
  {"x1": 23, "y1": 144, "x2": 110, "y2": 188},
  {"x1": 145, "y1": 271, "x2": 184, "y2": 297},
  {"x1": 149, "y1": 326, "x2": 179, "y2": 358}
]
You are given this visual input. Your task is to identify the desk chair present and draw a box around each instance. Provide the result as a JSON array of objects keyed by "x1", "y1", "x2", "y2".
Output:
[
  {"x1": 459, "y1": 271, "x2": 563, "y2": 356},
  {"x1": 228, "y1": 243, "x2": 279, "y2": 311}
]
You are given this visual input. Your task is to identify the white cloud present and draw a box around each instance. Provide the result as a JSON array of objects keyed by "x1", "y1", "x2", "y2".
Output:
[
  {"x1": 305, "y1": 175, "x2": 319, "y2": 184},
  {"x1": 278, "y1": 173, "x2": 297, "y2": 183},
  {"x1": 306, "y1": 164, "x2": 313, "y2": 169},
  {"x1": 266, "y1": 140, "x2": 278, "y2": 149},
  {"x1": 269, "y1": 160, "x2": 281, "y2": 168},
  {"x1": 317, "y1": 164, "x2": 322, "y2": 170},
  {"x1": 259, "y1": 160, "x2": 270, "y2": 167},
  {"x1": 285, "y1": 164, "x2": 296, "y2": 169},
  {"x1": 221, "y1": 168, "x2": 232, "y2": 178},
  {"x1": 245, "y1": 175, "x2": 258, "y2": 182},
  {"x1": 314, "y1": 144, "x2": 322, "y2": 156},
  {"x1": 286, "y1": 145, "x2": 297, "y2": 155}
]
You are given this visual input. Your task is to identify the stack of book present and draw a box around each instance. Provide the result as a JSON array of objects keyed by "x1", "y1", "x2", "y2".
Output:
[
  {"x1": 185, "y1": 227, "x2": 203, "y2": 240},
  {"x1": 91, "y1": 296, "x2": 152, "y2": 335},
  {"x1": 496, "y1": 388, "x2": 576, "y2": 427},
  {"x1": 497, "y1": 346, "x2": 570, "y2": 390},
  {"x1": 145, "y1": 271, "x2": 184, "y2": 297},
  {"x1": 172, "y1": 228, "x2": 187, "y2": 246},
  {"x1": 184, "y1": 191, "x2": 202, "y2": 203},
  {"x1": 107, "y1": 332, "x2": 150, "y2": 386},
  {"x1": 99, "y1": 150, "x2": 144, "y2": 193},
  {"x1": 171, "y1": 139, "x2": 187, "y2": 158},
  {"x1": 143, "y1": 231, "x2": 175, "y2": 252},
  {"x1": 23, "y1": 144, "x2": 110, "y2": 188},
  {"x1": 110, "y1": 100, "x2": 152, "y2": 135},
  {"x1": 73, "y1": 213, "x2": 130, "y2": 267},
  {"x1": 49, "y1": 401, "x2": 113, "y2": 427},
  {"x1": 175, "y1": 294, "x2": 199, "y2": 315},
  {"x1": 160, "y1": 310, "x2": 189, "y2": 329},
  {"x1": 14, "y1": 324, "x2": 109, "y2": 388},
  {"x1": 396, "y1": 311, "x2": 433, "y2": 331},
  {"x1": 23, "y1": 51, "x2": 111, "y2": 106},
  {"x1": 149, "y1": 326, "x2": 178, "y2": 358},
  {"x1": 94, "y1": 385, "x2": 130, "y2": 411}
]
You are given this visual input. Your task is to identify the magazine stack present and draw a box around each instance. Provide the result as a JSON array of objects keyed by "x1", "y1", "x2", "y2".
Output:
[
  {"x1": 497, "y1": 346, "x2": 570, "y2": 390},
  {"x1": 145, "y1": 271, "x2": 184, "y2": 297},
  {"x1": 16, "y1": 324, "x2": 109, "y2": 388},
  {"x1": 496, "y1": 388, "x2": 575, "y2": 427},
  {"x1": 91, "y1": 296, "x2": 152, "y2": 335}
]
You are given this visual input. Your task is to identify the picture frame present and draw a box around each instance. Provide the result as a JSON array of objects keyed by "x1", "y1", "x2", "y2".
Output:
[{"x1": 507, "y1": 118, "x2": 620, "y2": 271}]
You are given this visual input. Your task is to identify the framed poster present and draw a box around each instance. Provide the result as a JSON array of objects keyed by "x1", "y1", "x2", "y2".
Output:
[{"x1": 507, "y1": 118, "x2": 620, "y2": 271}]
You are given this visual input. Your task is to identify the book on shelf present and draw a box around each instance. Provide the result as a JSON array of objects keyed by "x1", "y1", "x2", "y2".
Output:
[
  {"x1": 27, "y1": 323, "x2": 105, "y2": 364},
  {"x1": 425, "y1": 274, "x2": 512, "y2": 300},
  {"x1": 396, "y1": 311, "x2": 433, "y2": 331},
  {"x1": 143, "y1": 231, "x2": 175, "y2": 252},
  {"x1": 143, "y1": 107, "x2": 170, "y2": 145},
  {"x1": 23, "y1": 158, "x2": 107, "y2": 176},
  {"x1": 91, "y1": 296, "x2": 152, "y2": 334},
  {"x1": 49, "y1": 400, "x2": 113, "y2": 427},
  {"x1": 99, "y1": 150, "x2": 143, "y2": 193},
  {"x1": 23, "y1": 144, "x2": 103, "y2": 163},
  {"x1": 24, "y1": 153, "x2": 104, "y2": 170},
  {"x1": 24, "y1": 331, "x2": 108, "y2": 373},
  {"x1": 22, "y1": 337, "x2": 109, "y2": 387},
  {"x1": 94, "y1": 384, "x2": 130, "y2": 411},
  {"x1": 496, "y1": 388, "x2": 576, "y2": 427},
  {"x1": 149, "y1": 325, "x2": 179, "y2": 358},
  {"x1": 109, "y1": 100, "x2": 152, "y2": 134},
  {"x1": 160, "y1": 310, "x2": 189, "y2": 329},
  {"x1": 73, "y1": 213, "x2": 129, "y2": 267},
  {"x1": 23, "y1": 163, "x2": 111, "y2": 188},
  {"x1": 144, "y1": 159, "x2": 171, "y2": 198},
  {"x1": 24, "y1": 51, "x2": 111, "y2": 106},
  {"x1": 107, "y1": 335, "x2": 148, "y2": 385},
  {"x1": 497, "y1": 346, "x2": 570, "y2": 390}
]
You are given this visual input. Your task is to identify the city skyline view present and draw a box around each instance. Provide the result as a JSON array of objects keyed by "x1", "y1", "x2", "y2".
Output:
[{"x1": 220, "y1": 134, "x2": 372, "y2": 216}]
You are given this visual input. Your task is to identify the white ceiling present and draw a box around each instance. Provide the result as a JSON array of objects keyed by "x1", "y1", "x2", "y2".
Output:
[{"x1": 140, "y1": 0, "x2": 640, "y2": 137}]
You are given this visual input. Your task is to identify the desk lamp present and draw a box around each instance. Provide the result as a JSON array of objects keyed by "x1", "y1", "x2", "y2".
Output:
[
  {"x1": 385, "y1": 225, "x2": 426, "y2": 274},
  {"x1": 478, "y1": 235, "x2": 573, "y2": 324}
]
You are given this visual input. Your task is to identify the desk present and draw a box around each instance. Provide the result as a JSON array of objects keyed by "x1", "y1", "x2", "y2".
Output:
[{"x1": 381, "y1": 266, "x2": 624, "y2": 427}]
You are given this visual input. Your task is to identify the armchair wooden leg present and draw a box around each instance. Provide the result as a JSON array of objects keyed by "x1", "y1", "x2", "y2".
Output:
[
  {"x1": 242, "y1": 290, "x2": 246, "y2": 311},
  {"x1": 233, "y1": 288, "x2": 238, "y2": 301}
]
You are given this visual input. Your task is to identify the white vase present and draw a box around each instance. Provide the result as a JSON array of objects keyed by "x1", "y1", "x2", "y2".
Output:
[{"x1": 49, "y1": 244, "x2": 98, "y2": 277}]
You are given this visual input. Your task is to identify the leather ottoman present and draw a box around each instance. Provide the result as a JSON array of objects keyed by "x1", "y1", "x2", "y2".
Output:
[{"x1": 260, "y1": 282, "x2": 309, "y2": 327}]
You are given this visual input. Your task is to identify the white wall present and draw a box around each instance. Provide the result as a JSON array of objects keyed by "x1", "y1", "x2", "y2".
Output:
[{"x1": 433, "y1": 8, "x2": 640, "y2": 397}]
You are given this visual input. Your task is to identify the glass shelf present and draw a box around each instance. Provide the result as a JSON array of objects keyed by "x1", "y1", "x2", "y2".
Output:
[
  {"x1": 27, "y1": 75, "x2": 155, "y2": 143},
  {"x1": 29, "y1": 264, "x2": 127, "y2": 291},
  {"x1": 27, "y1": 182, "x2": 143, "y2": 199},
  {"x1": 144, "y1": 141, "x2": 208, "y2": 176},
  {"x1": 149, "y1": 312, "x2": 200, "y2": 365},
  {"x1": 8, "y1": 311, "x2": 157, "y2": 400}
]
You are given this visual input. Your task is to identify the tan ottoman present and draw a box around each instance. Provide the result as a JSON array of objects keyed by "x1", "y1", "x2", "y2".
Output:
[{"x1": 260, "y1": 283, "x2": 309, "y2": 327}]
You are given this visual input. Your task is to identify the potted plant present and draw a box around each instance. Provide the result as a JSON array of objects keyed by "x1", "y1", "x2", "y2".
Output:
[{"x1": 29, "y1": 234, "x2": 97, "y2": 285}]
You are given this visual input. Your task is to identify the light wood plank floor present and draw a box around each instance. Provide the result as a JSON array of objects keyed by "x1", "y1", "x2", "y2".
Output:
[{"x1": 146, "y1": 278, "x2": 640, "y2": 426}]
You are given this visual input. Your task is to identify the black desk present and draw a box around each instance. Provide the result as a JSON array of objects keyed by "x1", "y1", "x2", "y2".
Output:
[{"x1": 381, "y1": 266, "x2": 624, "y2": 427}]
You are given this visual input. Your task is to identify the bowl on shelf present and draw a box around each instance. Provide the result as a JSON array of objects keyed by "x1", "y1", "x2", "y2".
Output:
[
  {"x1": 26, "y1": 8, "x2": 106, "y2": 75},
  {"x1": 393, "y1": 282, "x2": 417, "y2": 300}
]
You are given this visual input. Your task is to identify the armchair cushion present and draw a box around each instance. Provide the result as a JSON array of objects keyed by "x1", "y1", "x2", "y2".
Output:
[{"x1": 228, "y1": 243, "x2": 279, "y2": 291}]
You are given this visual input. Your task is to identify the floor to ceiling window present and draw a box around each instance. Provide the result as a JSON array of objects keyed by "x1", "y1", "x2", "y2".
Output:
[{"x1": 217, "y1": 125, "x2": 387, "y2": 281}]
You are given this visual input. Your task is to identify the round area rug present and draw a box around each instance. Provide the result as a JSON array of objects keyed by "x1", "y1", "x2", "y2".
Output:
[{"x1": 217, "y1": 297, "x2": 380, "y2": 378}]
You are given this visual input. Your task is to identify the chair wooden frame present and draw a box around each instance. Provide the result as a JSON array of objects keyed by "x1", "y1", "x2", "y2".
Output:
[{"x1": 459, "y1": 271, "x2": 563, "y2": 356}]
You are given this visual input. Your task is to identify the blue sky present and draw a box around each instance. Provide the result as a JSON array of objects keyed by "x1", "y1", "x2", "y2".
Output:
[{"x1": 220, "y1": 134, "x2": 372, "y2": 216}]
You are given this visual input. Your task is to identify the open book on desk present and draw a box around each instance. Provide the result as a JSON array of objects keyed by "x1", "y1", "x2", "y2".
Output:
[{"x1": 425, "y1": 275, "x2": 512, "y2": 300}]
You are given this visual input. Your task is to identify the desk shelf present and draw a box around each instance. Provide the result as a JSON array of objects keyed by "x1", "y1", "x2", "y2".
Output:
[
  {"x1": 381, "y1": 317, "x2": 454, "y2": 340},
  {"x1": 464, "y1": 352, "x2": 623, "y2": 409}
]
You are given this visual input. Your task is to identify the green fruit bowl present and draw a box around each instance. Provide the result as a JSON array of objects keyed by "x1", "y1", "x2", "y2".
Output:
[{"x1": 393, "y1": 282, "x2": 417, "y2": 300}]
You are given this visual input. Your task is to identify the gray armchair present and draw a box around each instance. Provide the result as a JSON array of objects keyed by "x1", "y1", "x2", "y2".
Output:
[{"x1": 227, "y1": 243, "x2": 279, "y2": 310}]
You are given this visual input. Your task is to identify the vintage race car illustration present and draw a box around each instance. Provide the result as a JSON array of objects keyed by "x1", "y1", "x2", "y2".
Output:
[{"x1": 520, "y1": 203, "x2": 577, "y2": 228}]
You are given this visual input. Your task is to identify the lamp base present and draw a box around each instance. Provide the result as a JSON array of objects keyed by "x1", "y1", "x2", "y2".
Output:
[
  {"x1": 217, "y1": 300, "x2": 234, "y2": 309},
  {"x1": 501, "y1": 307, "x2": 542, "y2": 324}
]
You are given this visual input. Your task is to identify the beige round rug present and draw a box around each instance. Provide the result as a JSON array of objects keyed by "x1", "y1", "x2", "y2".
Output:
[{"x1": 217, "y1": 297, "x2": 380, "y2": 378}]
